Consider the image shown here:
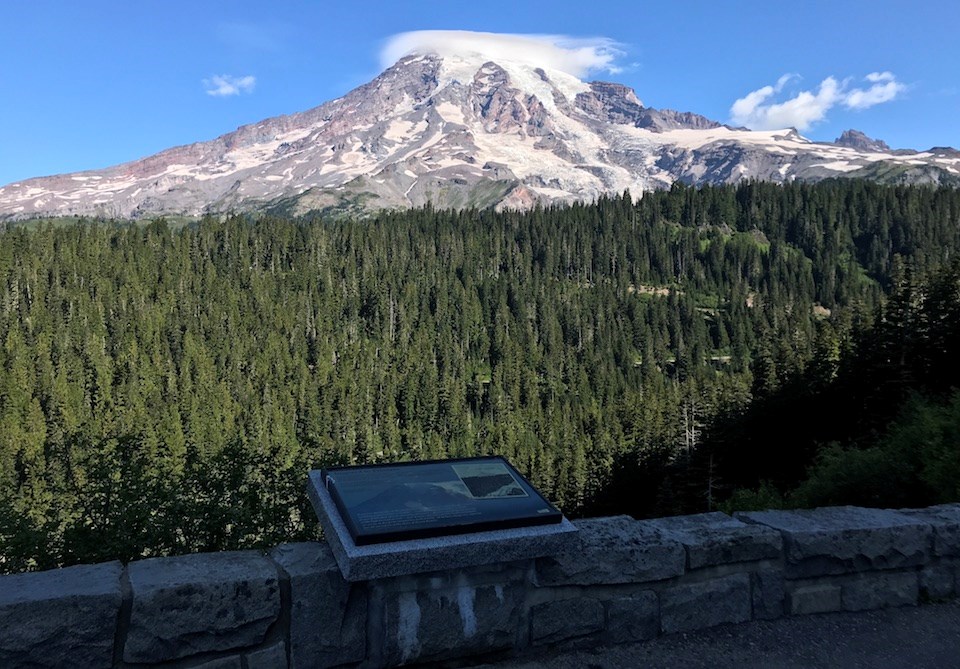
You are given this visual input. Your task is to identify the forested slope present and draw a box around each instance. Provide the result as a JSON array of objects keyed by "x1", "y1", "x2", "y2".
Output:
[{"x1": 1, "y1": 180, "x2": 959, "y2": 571}]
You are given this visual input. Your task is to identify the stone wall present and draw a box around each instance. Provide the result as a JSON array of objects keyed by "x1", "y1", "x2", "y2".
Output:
[{"x1": 2, "y1": 504, "x2": 959, "y2": 668}]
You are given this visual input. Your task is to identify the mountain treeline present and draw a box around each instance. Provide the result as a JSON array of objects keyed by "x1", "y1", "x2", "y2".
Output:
[{"x1": 1, "y1": 180, "x2": 959, "y2": 571}]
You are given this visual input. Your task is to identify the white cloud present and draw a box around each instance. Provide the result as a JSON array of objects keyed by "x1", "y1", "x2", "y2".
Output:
[
  {"x1": 865, "y1": 71, "x2": 892, "y2": 83},
  {"x1": 731, "y1": 72, "x2": 905, "y2": 131},
  {"x1": 729, "y1": 73, "x2": 797, "y2": 124},
  {"x1": 380, "y1": 30, "x2": 624, "y2": 78},
  {"x1": 845, "y1": 72, "x2": 905, "y2": 110},
  {"x1": 203, "y1": 74, "x2": 256, "y2": 97}
]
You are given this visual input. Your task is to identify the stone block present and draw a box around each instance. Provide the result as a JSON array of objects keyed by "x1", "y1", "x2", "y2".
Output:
[
  {"x1": 788, "y1": 583, "x2": 841, "y2": 615},
  {"x1": 649, "y1": 512, "x2": 782, "y2": 569},
  {"x1": 271, "y1": 543, "x2": 365, "y2": 668},
  {"x1": 660, "y1": 573, "x2": 751, "y2": 634},
  {"x1": 537, "y1": 516, "x2": 686, "y2": 586},
  {"x1": 0, "y1": 561, "x2": 122, "y2": 668},
  {"x1": 605, "y1": 592, "x2": 659, "y2": 645},
  {"x1": 900, "y1": 504, "x2": 960, "y2": 557},
  {"x1": 531, "y1": 597, "x2": 605, "y2": 646},
  {"x1": 737, "y1": 506, "x2": 931, "y2": 578},
  {"x1": 841, "y1": 571, "x2": 918, "y2": 611},
  {"x1": 124, "y1": 551, "x2": 280, "y2": 663},
  {"x1": 192, "y1": 657, "x2": 243, "y2": 669},
  {"x1": 246, "y1": 641, "x2": 288, "y2": 669},
  {"x1": 751, "y1": 569, "x2": 785, "y2": 620},
  {"x1": 920, "y1": 564, "x2": 956, "y2": 600},
  {"x1": 383, "y1": 577, "x2": 524, "y2": 665}
]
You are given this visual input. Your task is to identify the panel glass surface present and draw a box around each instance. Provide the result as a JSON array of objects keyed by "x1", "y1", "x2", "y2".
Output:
[{"x1": 321, "y1": 456, "x2": 562, "y2": 545}]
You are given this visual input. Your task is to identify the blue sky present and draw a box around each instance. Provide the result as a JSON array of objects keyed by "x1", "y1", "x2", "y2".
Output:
[{"x1": 1, "y1": 0, "x2": 957, "y2": 186}]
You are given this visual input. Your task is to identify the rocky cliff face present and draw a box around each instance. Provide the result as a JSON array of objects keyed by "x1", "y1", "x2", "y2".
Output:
[
  {"x1": 2, "y1": 54, "x2": 959, "y2": 220},
  {"x1": 834, "y1": 129, "x2": 892, "y2": 153}
]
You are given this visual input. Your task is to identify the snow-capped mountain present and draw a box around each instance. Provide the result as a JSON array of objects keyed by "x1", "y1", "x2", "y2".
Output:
[{"x1": 2, "y1": 53, "x2": 958, "y2": 220}]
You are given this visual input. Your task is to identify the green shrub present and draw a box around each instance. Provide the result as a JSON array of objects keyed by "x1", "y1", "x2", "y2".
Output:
[
  {"x1": 720, "y1": 481, "x2": 785, "y2": 513},
  {"x1": 792, "y1": 392, "x2": 960, "y2": 509}
]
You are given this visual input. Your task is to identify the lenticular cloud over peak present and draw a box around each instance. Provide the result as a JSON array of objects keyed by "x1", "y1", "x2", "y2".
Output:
[{"x1": 380, "y1": 30, "x2": 624, "y2": 78}]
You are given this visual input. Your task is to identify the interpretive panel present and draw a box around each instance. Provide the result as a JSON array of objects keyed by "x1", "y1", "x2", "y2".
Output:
[{"x1": 321, "y1": 456, "x2": 562, "y2": 545}]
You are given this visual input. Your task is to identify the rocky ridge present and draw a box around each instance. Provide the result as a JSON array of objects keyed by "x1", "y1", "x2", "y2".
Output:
[{"x1": 834, "y1": 129, "x2": 892, "y2": 152}]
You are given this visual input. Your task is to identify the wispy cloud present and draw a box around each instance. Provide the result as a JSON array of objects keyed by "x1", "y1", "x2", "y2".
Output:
[
  {"x1": 203, "y1": 74, "x2": 256, "y2": 97},
  {"x1": 731, "y1": 72, "x2": 906, "y2": 131},
  {"x1": 380, "y1": 30, "x2": 625, "y2": 78}
]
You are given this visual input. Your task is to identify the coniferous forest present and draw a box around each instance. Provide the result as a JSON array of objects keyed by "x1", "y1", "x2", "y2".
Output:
[{"x1": 2, "y1": 179, "x2": 960, "y2": 572}]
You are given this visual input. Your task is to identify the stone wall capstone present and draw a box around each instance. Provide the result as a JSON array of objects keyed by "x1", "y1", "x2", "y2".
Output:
[
  {"x1": 124, "y1": 551, "x2": 281, "y2": 663},
  {"x1": 536, "y1": 515, "x2": 686, "y2": 586},
  {"x1": 0, "y1": 561, "x2": 122, "y2": 668},
  {"x1": 736, "y1": 506, "x2": 931, "y2": 578}
]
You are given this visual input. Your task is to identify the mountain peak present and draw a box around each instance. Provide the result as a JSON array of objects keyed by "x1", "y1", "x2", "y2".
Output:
[{"x1": 835, "y1": 129, "x2": 891, "y2": 152}]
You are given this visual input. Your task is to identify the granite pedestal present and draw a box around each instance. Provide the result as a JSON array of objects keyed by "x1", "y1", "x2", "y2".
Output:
[{"x1": 307, "y1": 470, "x2": 577, "y2": 581}]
